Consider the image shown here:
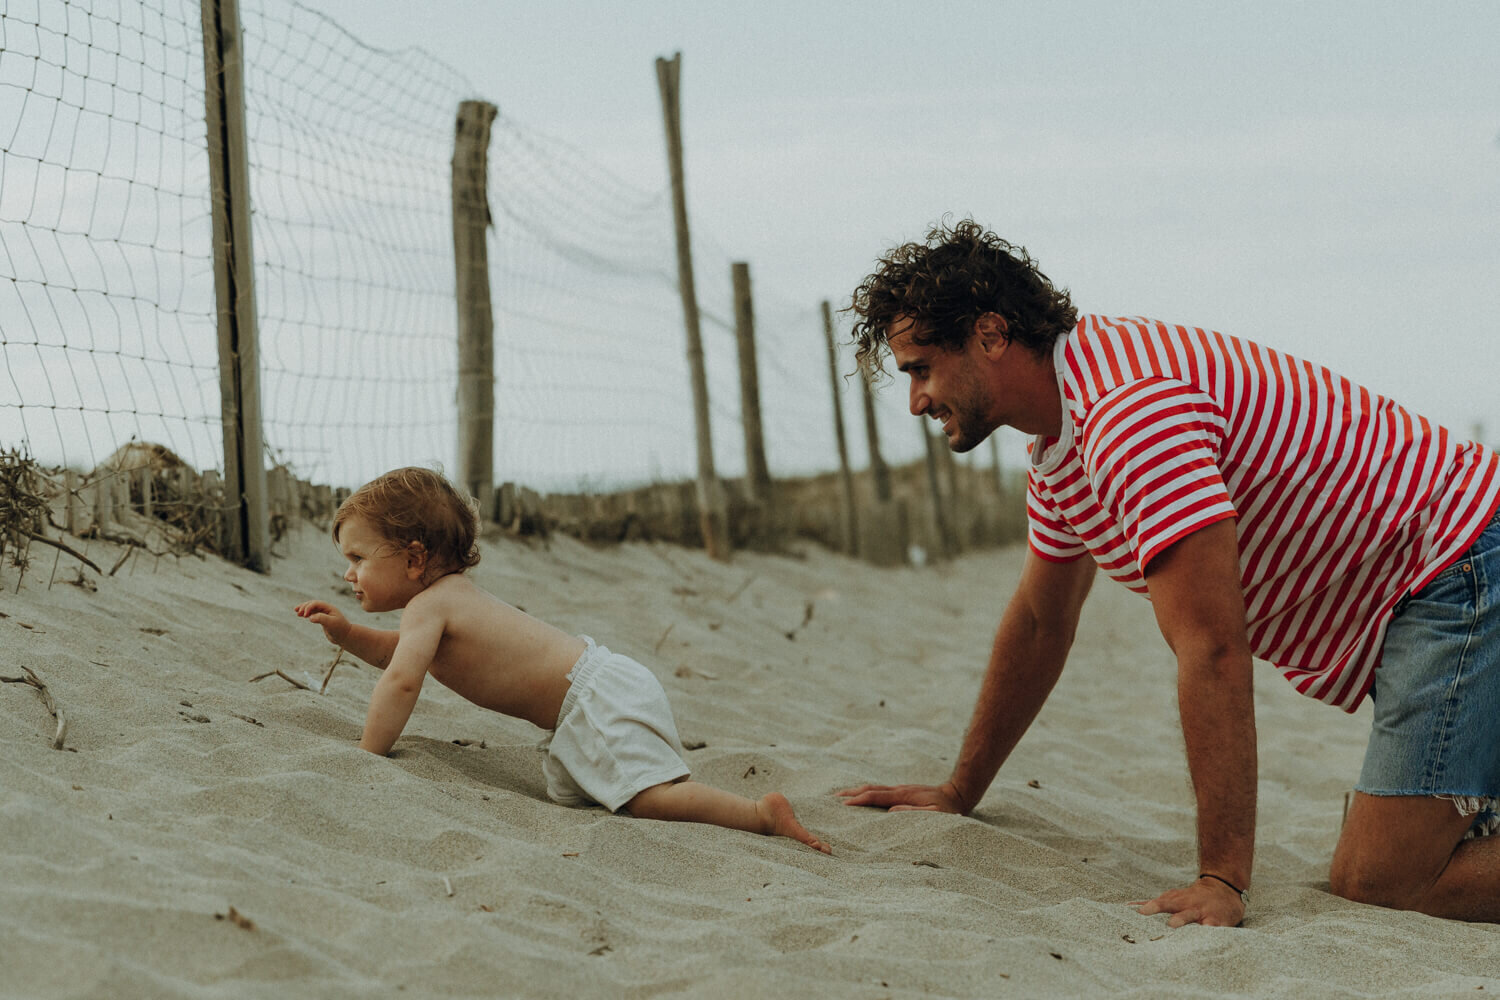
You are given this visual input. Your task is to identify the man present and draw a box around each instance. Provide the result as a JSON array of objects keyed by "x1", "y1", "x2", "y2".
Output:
[{"x1": 837, "y1": 219, "x2": 1500, "y2": 926}]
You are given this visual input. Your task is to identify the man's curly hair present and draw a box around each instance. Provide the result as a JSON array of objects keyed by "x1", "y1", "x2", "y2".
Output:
[
  {"x1": 333, "y1": 467, "x2": 481, "y2": 578},
  {"x1": 848, "y1": 218, "x2": 1078, "y2": 376}
]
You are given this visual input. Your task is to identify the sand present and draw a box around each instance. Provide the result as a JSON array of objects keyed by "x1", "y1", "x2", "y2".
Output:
[{"x1": 2, "y1": 522, "x2": 1497, "y2": 999}]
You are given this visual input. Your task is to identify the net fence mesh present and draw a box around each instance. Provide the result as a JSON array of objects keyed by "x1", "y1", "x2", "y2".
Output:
[{"x1": 2, "y1": 0, "x2": 988, "y2": 508}]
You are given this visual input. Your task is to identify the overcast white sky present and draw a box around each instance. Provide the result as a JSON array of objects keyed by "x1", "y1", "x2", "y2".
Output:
[{"x1": 297, "y1": 0, "x2": 1499, "y2": 449}]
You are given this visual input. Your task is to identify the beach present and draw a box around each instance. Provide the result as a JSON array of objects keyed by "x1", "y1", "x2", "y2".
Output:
[{"x1": 2, "y1": 523, "x2": 1497, "y2": 998}]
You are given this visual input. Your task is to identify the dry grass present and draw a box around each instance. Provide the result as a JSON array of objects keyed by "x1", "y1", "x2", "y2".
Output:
[{"x1": 0, "y1": 447, "x2": 49, "y2": 573}]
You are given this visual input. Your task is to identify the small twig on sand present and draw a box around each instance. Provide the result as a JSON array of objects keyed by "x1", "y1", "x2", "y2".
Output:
[
  {"x1": 1, "y1": 665, "x2": 68, "y2": 749},
  {"x1": 784, "y1": 600, "x2": 815, "y2": 640},
  {"x1": 319, "y1": 647, "x2": 346, "y2": 694},
  {"x1": 727, "y1": 573, "x2": 757, "y2": 602},
  {"x1": 249, "y1": 669, "x2": 311, "y2": 691},
  {"x1": 107, "y1": 545, "x2": 134, "y2": 576},
  {"x1": 654, "y1": 623, "x2": 674, "y2": 654},
  {"x1": 216, "y1": 906, "x2": 255, "y2": 930}
]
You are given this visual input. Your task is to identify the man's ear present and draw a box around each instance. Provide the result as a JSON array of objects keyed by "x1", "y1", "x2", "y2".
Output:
[
  {"x1": 974, "y1": 312, "x2": 1010, "y2": 358},
  {"x1": 404, "y1": 541, "x2": 427, "y2": 580}
]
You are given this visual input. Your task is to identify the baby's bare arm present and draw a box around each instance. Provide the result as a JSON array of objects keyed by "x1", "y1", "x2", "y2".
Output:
[
  {"x1": 340, "y1": 622, "x2": 400, "y2": 669},
  {"x1": 359, "y1": 596, "x2": 444, "y2": 755},
  {"x1": 293, "y1": 600, "x2": 399, "y2": 668}
]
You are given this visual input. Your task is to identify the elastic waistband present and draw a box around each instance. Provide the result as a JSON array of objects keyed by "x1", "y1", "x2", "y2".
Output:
[{"x1": 553, "y1": 635, "x2": 606, "y2": 728}]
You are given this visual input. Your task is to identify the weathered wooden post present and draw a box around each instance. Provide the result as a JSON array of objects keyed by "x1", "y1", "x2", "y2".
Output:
[
  {"x1": 732, "y1": 262, "x2": 772, "y2": 505},
  {"x1": 453, "y1": 99, "x2": 499, "y2": 519},
  {"x1": 858, "y1": 368, "x2": 891, "y2": 503},
  {"x1": 93, "y1": 471, "x2": 114, "y2": 531},
  {"x1": 63, "y1": 470, "x2": 79, "y2": 535},
  {"x1": 989, "y1": 435, "x2": 1005, "y2": 495},
  {"x1": 856, "y1": 365, "x2": 906, "y2": 565},
  {"x1": 655, "y1": 52, "x2": 729, "y2": 560},
  {"x1": 921, "y1": 423, "x2": 956, "y2": 560},
  {"x1": 938, "y1": 431, "x2": 962, "y2": 549},
  {"x1": 820, "y1": 300, "x2": 857, "y2": 555},
  {"x1": 202, "y1": 0, "x2": 269, "y2": 572}
]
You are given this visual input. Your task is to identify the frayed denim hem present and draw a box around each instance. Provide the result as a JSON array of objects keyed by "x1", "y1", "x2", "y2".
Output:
[{"x1": 1444, "y1": 795, "x2": 1500, "y2": 839}]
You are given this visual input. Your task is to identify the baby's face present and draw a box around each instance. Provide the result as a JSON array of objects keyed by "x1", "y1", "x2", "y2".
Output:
[{"x1": 337, "y1": 516, "x2": 423, "y2": 613}]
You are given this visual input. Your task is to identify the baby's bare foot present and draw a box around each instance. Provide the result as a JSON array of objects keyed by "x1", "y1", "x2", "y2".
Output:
[{"x1": 758, "y1": 792, "x2": 831, "y2": 854}]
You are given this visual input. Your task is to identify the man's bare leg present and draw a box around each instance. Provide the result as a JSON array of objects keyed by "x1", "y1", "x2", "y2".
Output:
[
  {"x1": 626, "y1": 781, "x2": 831, "y2": 854},
  {"x1": 1329, "y1": 791, "x2": 1499, "y2": 921}
]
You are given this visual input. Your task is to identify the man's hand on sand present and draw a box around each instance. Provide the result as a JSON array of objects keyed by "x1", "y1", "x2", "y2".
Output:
[
  {"x1": 836, "y1": 780, "x2": 967, "y2": 814},
  {"x1": 1134, "y1": 877, "x2": 1246, "y2": 928}
]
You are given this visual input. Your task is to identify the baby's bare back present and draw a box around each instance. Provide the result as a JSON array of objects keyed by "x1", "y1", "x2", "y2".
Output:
[{"x1": 418, "y1": 574, "x2": 585, "y2": 730}]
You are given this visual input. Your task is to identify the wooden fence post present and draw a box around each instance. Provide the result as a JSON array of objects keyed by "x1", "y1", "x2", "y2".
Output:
[
  {"x1": 63, "y1": 469, "x2": 79, "y2": 535},
  {"x1": 858, "y1": 366, "x2": 891, "y2": 503},
  {"x1": 732, "y1": 261, "x2": 772, "y2": 506},
  {"x1": 938, "y1": 431, "x2": 961, "y2": 547},
  {"x1": 93, "y1": 471, "x2": 114, "y2": 531},
  {"x1": 202, "y1": 0, "x2": 269, "y2": 572},
  {"x1": 921, "y1": 423, "x2": 956, "y2": 560},
  {"x1": 820, "y1": 300, "x2": 857, "y2": 555},
  {"x1": 856, "y1": 364, "x2": 907, "y2": 565},
  {"x1": 655, "y1": 52, "x2": 729, "y2": 560},
  {"x1": 453, "y1": 100, "x2": 498, "y2": 519}
]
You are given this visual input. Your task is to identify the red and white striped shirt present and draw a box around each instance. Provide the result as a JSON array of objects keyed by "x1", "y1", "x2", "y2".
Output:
[{"x1": 1027, "y1": 315, "x2": 1500, "y2": 711}]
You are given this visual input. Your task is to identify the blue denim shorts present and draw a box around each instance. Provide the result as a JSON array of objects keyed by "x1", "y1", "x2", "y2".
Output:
[{"x1": 1357, "y1": 510, "x2": 1500, "y2": 836}]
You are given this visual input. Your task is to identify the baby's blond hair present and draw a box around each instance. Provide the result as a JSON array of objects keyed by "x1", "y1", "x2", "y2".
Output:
[{"x1": 333, "y1": 467, "x2": 480, "y2": 575}]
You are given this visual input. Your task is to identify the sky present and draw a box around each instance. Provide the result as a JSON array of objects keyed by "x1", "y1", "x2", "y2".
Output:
[
  {"x1": 302, "y1": 0, "x2": 1500, "y2": 449},
  {"x1": 2, "y1": 0, "x2": 1494, "y2": 488}
]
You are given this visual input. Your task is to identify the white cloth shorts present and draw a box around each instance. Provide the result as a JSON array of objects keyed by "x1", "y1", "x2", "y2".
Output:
[{"x1": 538, "y1": 636, "x2": 690, "y2": 812}]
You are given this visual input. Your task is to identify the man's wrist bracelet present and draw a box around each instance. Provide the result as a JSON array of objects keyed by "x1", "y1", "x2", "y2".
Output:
[{"x1": 1199, "y1": 872, "x2": 1249, "y2": 905}]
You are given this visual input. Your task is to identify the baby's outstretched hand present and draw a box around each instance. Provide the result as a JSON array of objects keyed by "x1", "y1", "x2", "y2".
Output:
[{"x1": 294, "y1": 600, "x2": 350, "y2": 646}]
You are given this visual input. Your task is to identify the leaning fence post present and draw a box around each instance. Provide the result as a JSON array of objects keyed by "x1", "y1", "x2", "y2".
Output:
[
  {"x1": 820, "y1": 300, "x2": 857, "y2": 555},
  {"x1": 858, "y1": 366, "x2": 891, "y2": 504},
  {"x1": 855, "y1": 364, "x2": 907, "y2": 565},
  {"x1": 732, "y1": 262, "x2": 772, "y2": 505},
  {"x1": 921, "y1": 423, "x2": 956, "y2": 560},
  {"x1": 655, "y1": 52, "x2": 729, "y2": 560},
  {"x1": 453, "y1": 100, "x2": 498, "y2": 519},
  {"x1": 201, "y1": 0, "x2": 269, "y2": 572}
]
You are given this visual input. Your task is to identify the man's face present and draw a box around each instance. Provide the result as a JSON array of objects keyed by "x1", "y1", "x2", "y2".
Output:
[{"x1": 888, "y1": 315, "x2": 997, "y2": 453}]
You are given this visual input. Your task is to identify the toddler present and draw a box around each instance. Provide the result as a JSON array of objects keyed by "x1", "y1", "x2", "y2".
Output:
[{"x1": 294, "y1": 467, "x2": 829, "y2": 853}]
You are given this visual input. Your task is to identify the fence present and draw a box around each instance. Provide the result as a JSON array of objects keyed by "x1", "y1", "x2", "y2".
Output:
[{"x1": 0, "y1": 0, "x2": 1023, "y2": 574}]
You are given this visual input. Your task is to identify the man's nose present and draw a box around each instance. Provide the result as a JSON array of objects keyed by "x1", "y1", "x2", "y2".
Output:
[{"x1": 909, "y1": 379, "x2": 928, "y2": 417}]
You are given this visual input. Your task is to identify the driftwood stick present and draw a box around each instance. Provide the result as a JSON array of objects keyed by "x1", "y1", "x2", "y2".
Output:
[
  {"x1": 1, "y1": 666, "x2": 68, "y2": 749},
  {"x1": 319, "y1": 647, "x2": 345, "y2": 694},
  {"x1": 108, "y1": 545, "x2": 135, "y2": 577},
  {"x1": 248, "y1": 669, "x2": 311, "y2": 691},
  {"x1": 23, "y1": 529, "x2": 103, "y2": 575}
]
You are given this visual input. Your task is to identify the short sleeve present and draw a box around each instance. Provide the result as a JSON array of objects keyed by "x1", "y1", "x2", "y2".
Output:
[
  {"x1": 1079, "y1": 378, "x2": 1237, "y2": 572},
  {"x1": 1027, "y1": 466, "x2": 1089, "y2": 562}
]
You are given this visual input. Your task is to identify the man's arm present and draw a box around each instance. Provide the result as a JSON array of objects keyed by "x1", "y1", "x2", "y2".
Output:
[
  {"x1": 1135, "y1": 517, "x2": 1256, "y2": 928},
  {"x1": 358, "y1": 600, "x2": 445, "y2": 755},
  {"x1": 839, "y1": 548, "x2": 1096, "y2": 812}
]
